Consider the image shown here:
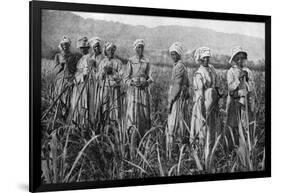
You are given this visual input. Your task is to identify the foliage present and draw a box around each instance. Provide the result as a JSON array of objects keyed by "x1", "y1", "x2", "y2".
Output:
[{"x1": 40, "y1": 58, "x2": 266, "y2": 183}]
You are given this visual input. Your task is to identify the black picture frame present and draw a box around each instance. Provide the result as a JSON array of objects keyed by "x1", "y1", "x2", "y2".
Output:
[{"x1": 30, "y1": 0, "x2": 271, "y2": 192}]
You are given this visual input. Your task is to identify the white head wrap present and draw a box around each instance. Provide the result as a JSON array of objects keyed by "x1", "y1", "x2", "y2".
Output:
[
  {"x1": 58, "y1": 36, "x2": 71, "y2": 49},
  {"x1": 89, "y1": 37, "x2": 102, "y2": 47},
  {"x1": 103, "y1": 42, "x2": 116, "y2": 55},
  {"x1": 169, "y1": 42, "x2": 184, "y2": 57},
  {"x1": 133, "y1": 39, "x2": 145, "y2": 50},
  {"x1": 229, "y1": 46, "x2": 248, "y2": 64},
  {"x1": 77, "y1": 37, "x2": 90, "y2": 48},
  {"x1": 194, "y1": 47, "x2": 211, "y2": 64}
]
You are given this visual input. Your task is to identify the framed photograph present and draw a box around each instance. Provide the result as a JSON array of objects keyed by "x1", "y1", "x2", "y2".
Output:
[{"x1": 30, "y1": 0, "x2": 271, "y2": 192}]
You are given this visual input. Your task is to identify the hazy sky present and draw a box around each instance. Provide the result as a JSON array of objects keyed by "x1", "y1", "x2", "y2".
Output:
[{"x1": 73, "y1": 11, "x2": 265, "y2": 39}]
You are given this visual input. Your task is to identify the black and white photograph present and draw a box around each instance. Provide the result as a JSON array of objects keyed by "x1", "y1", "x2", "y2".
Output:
[
  {"x1": 2, "y1": 0, "x2": 280, "y2": 192},
  {"x1": 39, "y1": 8, "x2": 268, "y2": 184}
]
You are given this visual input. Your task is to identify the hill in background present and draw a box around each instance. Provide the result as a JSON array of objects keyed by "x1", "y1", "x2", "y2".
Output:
[{"x1": 42, "y1": 10, "x2": 265, "y2": 66}]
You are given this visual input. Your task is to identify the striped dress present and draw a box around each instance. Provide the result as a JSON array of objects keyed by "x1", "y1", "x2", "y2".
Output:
[
  {"x1": 190, "y1": 64, "x2": 220, "y2": 146},
  {"x1": 124, "y1": 55, "x2": 152, "y2": 136},
  {"x1": 167, "y1": 60, "x2": 189, "y2": 143},
  {"x1": 97, "y1": 57, "x2": 123, "y2": 124},
  {"x1": 225, "y1": 65, "x2": 256, "y2": 147}
]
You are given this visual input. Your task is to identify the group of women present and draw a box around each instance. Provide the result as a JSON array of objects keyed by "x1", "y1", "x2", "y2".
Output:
[{"x1": 54, "y1": 35, "x2": 256, "y2": 153}]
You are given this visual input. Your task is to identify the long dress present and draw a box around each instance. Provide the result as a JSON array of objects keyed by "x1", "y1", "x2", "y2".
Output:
[
  {"x1": 88, "y1": 53, "x2": 104, "y2": 126},
  {"x1": 53, "y1": 52, "x2": 77, "y2": 119},
  {"x1": 124, "y1": 55, "x2": 152, "y2": 136},
  {"x1": 190, "y1": 64, "x2": 220, "y2": 146},
  {"x1": 225, "y1": 64, "x2": 255, "y2": 148},
  {"x1": 167, "y1": 60, "x2": 189, "y2": 147},
  {"x1": 70, "y1": 53, "x2": 93, "y2": 126},
  {"x1": 98, "y1": 57, "x2": 123, "y2": 125}
]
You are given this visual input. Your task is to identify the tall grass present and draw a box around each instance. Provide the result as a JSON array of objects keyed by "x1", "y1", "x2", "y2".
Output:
[{"x1": 41, "y1": 58, "x2": 266, "y2": 183}]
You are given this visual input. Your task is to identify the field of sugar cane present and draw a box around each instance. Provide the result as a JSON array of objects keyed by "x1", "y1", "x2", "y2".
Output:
[{"x1": 40, "y1": 58, "x2": 266, "y2": 184}]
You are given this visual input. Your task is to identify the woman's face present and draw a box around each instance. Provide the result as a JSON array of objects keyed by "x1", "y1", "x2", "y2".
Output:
[
  {"x1": 61, "y1": 42, "x2": 70, "y2": 52},
  {"x1": 233, "y1": 52, "x2": 246, "y2": 67},
  {"x1": 171, "y1": 51, "x2": 180, "y2": 62},
  {"x1": 135, "y1": 44, "x2": 144, "y2": 57},
  {"x1": 80, "y1": 47, "x2": 89, "y2": 55},
  {"x1": 201, "y1": 56, "x2": 210, "y2": 67},
  {"x1": 93, "y1": 43, "x2": 101, "y2": 55},
  {"x1": 106, "y1": 46, "x2": 116, "y2": 59}
]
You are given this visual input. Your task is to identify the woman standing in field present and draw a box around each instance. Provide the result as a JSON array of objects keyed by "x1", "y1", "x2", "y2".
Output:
[
  {"x1": 167, "y1": 42, "x2": 189, "y2": 159},
  {"x1": 190, "y1": 47, "x2": 221, "y2": 147},
  {"x1": 70, "y1": 37, "x2": 94, "y2": 127},
  {"x1": 54, "y1": 36, "x2": 78, "y2": 120},
  {"x1": 98, "y1": 42, "x2": 123, "y2": 125},
  {"x1": 89, "y1": 37, "x2": 104, "y2": 69},
  {"x1": 88, "y1": 37, "x2": 105, "y2": 127},
  {"x1": 124, "y1": 39, "x2": 153, "y2": 137},
  {"x1": 225, "y1": 46, "x2": 256, "y2": 151}
]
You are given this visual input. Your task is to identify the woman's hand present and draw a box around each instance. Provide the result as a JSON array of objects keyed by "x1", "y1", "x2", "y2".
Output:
[
  {"x1": 133, "y1": 80, "x2": 142, "y2": 87},
  {"x1": 140, "y1": 80, "x2": 149, "y2": 88},
  {"x1": 128, "y1": 79, "x2": 135, "y2": 86},
  {"x1": 104, "y1": 65, "x2": 113, "y2": 75},
  {"x1": 112, "y1": 74, "x2": 121, "y2": 82},
  {"x1": 99, "y1": 71, "x2": 106, "y2": 80},
  {"x1": 238, "y1": 89, "x2": 248, "y2": 97},
  {"x1": 239, "y1": 70, "x2": 249, "y2": 82},
  {"x1": 130, "y1": 78, "x2": 149, "y2": 88}
]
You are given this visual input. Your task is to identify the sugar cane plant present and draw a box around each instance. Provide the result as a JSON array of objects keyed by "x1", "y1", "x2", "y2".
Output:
[{"x1": 41, "y1": 58, "x2": 266, "y2": 183}]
